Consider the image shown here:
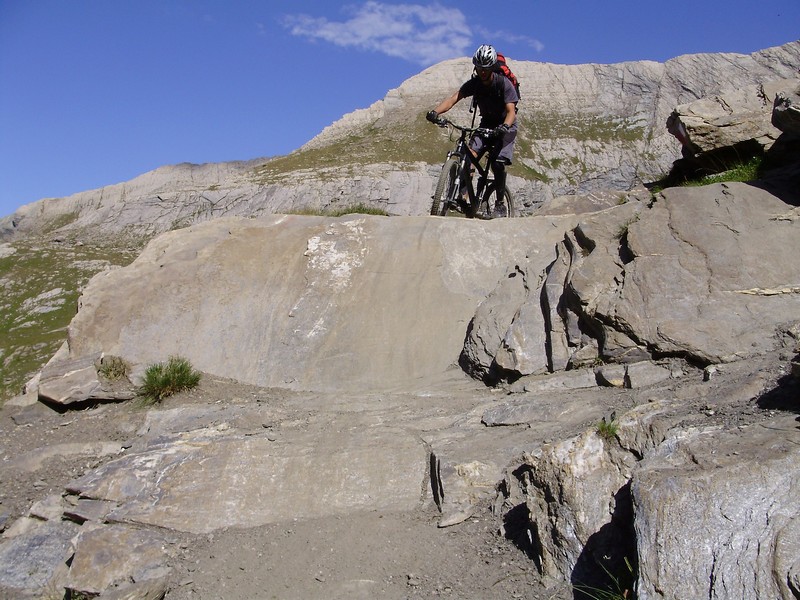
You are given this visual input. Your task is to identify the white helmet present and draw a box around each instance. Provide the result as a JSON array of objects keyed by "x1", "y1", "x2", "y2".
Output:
[{"x1": 472, "y1": 44, "x2": 497, "y2": 69}]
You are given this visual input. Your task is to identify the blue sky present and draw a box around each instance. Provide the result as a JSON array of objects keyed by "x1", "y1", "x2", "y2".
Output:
[{"x1": 1, "y1": 1, "x2": 797, "y2": 218}]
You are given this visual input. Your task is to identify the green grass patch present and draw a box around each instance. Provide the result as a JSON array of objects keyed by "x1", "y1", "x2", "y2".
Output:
[
  {"x1": 649, "y1": 154, "x2": 765, "y2": 193},
  {"x1": 137, "y1": 356, "x2": 201, "y2": 404},
  {"x1": 682, "y1": 155, "x2": 763, "y2": 187},
  {"x1": 250, "y1": 114, "x2": 450, "y2": 186},
  {"x1": 290, "y1": 204, "x2": 390, "y2": 217},
  {"x1": 0, "y1": 238, "x2": 143, "y2": 404},
  {"x1": 614, "y1": 215, "x2": 640, "y2": 240},
  {"x1": 41, "y1": 211, "x2": 79, "y2": 233}
]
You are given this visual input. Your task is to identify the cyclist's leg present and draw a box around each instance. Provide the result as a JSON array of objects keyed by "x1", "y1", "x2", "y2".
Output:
[
  {"x1": 464, "y1": 136, "x2": 484, "y2": 197},
  {"x1": 490, "y1": 160, "x2": 509, "y2": 217},
  {"x1": 489, "y1": 127, "x2": 517, "y2": 217}
]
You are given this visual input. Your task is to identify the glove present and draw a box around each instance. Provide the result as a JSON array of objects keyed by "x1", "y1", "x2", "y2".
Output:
[
  {"x1": 492, "y1": 123, "x2": 510, "y2": 138},
  {"x1": 426, "y1": 110, "x2": 439, "y2": 124}
]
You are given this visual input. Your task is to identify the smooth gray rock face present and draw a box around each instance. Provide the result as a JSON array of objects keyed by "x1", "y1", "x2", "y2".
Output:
[
  {"x1": 632, "y1": 418, "x2": 800, "y2": 600},
  {"x1": 617, "y1": 183, "x2": 800, "y2": 363},
  {"x1": 64, "y1": 214, "x2": 575, "y2": 392},
  {"x1": 67, "y1": 418, "x2": 428, "y2": 534},
  {"x1": 54, "y1": 174, "x2": 800, "y2": 394}
]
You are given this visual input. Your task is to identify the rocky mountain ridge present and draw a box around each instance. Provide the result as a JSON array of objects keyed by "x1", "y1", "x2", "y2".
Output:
[{"x1": 1, "y1": 42, "x2": 798, "y2": 240}]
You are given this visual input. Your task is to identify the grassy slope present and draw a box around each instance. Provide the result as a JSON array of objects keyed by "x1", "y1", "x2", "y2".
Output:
[{"x1": 0, "y1": 238, "x2": 142, "y2": 402}]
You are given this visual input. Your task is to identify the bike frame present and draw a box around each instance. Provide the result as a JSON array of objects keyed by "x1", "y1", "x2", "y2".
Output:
[
  {"x1": 432, "y1": 118, "x2": 512, "y2": 218},
  {"x1": 448, "y1": 124, "x2": 494, "y2": 209}
]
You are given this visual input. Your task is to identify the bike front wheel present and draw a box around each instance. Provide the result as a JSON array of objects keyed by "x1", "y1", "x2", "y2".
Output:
[
  {"x1": 431, "y1": 157, "x2": 460, "y2": 217},
  {"x1": 483, "y1": 183, "x2": 515, "y2": 218}
]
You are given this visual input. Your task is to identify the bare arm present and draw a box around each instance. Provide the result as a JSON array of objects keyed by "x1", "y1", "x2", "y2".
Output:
[
  {"x1": 433, "y1": 90, "x2": 464, "y2": 116},
  {"x1": 502, "y1": 102, "x2": 516, "y2": 128}
]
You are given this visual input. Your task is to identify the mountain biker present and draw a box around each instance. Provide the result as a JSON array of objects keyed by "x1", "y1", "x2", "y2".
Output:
[{"x1": 426, "y1": 44, "x2": 519, "y2": 218}]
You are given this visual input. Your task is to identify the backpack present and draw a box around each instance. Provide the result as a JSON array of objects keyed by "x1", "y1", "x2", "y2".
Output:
[{"x1": 495, "y1": 52, "x2": 520, "y2": 100}]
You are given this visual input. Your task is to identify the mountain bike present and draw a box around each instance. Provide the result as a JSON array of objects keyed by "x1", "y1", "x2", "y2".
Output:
[{"x1": 429, "y1": 118, "x2": 515, "y2": 219}]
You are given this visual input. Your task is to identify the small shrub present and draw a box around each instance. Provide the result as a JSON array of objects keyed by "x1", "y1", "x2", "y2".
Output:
[
  {"x1": 596, "y1": 416, "x2": 619, "y2": 442},
  {"x1": 97, "y1": 355, "x2": 129, "y2": 380},
  {"x1": 138, "y1": 356, "x2": 201, "y2": 404}
]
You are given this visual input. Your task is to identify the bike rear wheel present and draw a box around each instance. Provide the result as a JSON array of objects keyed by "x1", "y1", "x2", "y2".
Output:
[
  {"x1": 483, "y1": 183, "x2": 515, "y2": 218},
  {"x1": 431, "y1": 157, "x2": 460, "y2": 217}
]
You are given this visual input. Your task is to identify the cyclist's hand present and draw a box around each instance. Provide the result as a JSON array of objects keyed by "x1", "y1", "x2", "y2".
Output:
[
  {"x1": 492, "y1": 123, "x2": 510, "y2": 138},
  {"x1": 427, "y1": 110, "x2": 447, "y2": 126}
]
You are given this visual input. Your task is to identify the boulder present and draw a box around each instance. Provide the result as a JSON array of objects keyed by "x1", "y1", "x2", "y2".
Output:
[
  {"x1": 772, "y1": 81, "x2": 800, "y2": 136},
  {"x1": 66, "y1": 525, "x2": 170, "y2": 597},
  {"x1": 37, "y1": 353, "x2": 136, "y2": 408},
  {"x1": 667, "y1": 79, "x2": 797, "y2": 155},
  {"x1": 498, "y1": 353, "x2": 800, "y2": 598},
  {"x1": 64, "y1": 214, "x2": 576, "y2": 392},
  {"x1": 632, "y1": 416, "x2": 800, "y2": 600},
  {"x1": 0, "y1": 521, "x2": 78, "y2": 595},
  {"x1": 514, "y1": 430, "x2": 637, "y2": 586}
]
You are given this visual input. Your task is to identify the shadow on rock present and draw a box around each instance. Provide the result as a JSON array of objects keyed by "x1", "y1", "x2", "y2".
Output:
[
  {"x1": 757, "y1": 372, "x2": 800, "y2": 415},
  {"x1": 570, "y1": 483, "x2": 638, "y2": 600}
]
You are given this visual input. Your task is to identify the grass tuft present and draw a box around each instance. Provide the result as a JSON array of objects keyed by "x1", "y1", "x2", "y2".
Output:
[
  {"x1": 596, "y1": 416, "x2": 619, "y2": 442},
  {"x1": 97, "y1": 355, "x2": 130, "y2": 380},
  {"x1": 138, "y1": 356, "x2": 201, "y2": 404}
]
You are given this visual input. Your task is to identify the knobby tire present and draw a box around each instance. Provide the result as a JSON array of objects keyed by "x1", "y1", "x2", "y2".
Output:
[
  {"x1": 484, "y1": 183, "x2": 515, "y2": 218},
  {"x1": 431, "y1": 157, "x2": 460, "y2": 217}
]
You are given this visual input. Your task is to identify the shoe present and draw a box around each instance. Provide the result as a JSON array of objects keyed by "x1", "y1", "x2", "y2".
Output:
[{"x1": 491, "y1": 203, "x2": 508, "y2": 218}]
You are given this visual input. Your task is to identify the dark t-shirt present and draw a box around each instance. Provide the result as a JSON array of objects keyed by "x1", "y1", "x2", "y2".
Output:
[{"x1": 459, "y1": 74, "x2": 519, "y2": 127}]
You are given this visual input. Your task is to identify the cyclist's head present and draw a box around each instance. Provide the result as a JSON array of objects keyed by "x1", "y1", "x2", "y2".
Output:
[{"x1": 472, "y1": 45, "x2": 497, "y2": 70}]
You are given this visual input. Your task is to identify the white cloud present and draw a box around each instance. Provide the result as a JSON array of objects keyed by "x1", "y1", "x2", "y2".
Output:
[
  {"x1": 281, "y1": 2, "x2": 473, "y2": 66},
  {"x1": 475, "y1": 27, "x2": 545, "y2": 54}
]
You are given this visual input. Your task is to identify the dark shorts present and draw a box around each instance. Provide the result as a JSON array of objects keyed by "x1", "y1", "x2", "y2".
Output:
[{"x1": 470, "y1": 124, "x2": 517, "y2": 165}]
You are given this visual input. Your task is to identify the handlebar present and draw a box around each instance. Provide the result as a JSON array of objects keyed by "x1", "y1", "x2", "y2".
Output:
[{"x1": 432, "y1": 117, "x2": 495, "y2": 139}]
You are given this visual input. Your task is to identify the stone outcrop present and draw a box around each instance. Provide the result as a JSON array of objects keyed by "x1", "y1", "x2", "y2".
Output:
[
  {"x1": 773, "y1": 81, "x2": 800, "y2": 136},
  {"x1": 40, "y1": 177, "x2": 797, "y2": 398},
  {"x1": 460, "y1": 180, "x2": 800, "y2": 382},
  {"x1": 497, "y1": 353, "x2": 800, "y2": 599},
  {"x1": 667, "y1": 78, "x2": 797, "y2": 156}
]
